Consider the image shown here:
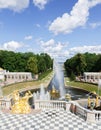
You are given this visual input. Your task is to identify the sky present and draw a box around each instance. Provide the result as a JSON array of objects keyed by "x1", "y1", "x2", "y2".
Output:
[{"x1": 0, "y1": 0, "x2": 101, "y2": 62}]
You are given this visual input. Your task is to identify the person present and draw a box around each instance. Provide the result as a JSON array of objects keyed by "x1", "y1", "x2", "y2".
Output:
[{"x1": 98, "y1": 113, "x2": 100, "y2": 120}]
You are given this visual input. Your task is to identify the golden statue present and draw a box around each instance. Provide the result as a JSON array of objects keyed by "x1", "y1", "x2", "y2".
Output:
[
  {"x1": 88, "y1": 96, "x2": 91, "y2": 107},
  {"x1": 95, "y1": 96, "x2": 99, "y2": 107},
  {"x1": 65, "y1": 93, "x2": 71, "y2": 101},
  {"x1": 50, "y1": 85, "x2": 60, "y2": 99},
  {"x1": 11, "y1": 90, "x2": 32, "y2": 114}
]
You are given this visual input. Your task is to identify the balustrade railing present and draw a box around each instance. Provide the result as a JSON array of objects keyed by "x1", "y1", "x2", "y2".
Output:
[
  {"x1": 0, "y1": 99, "x2": 11, "y2": 110},
  {"x1": 1, "y1": 98, "x2": 101, "y2": 123},
  {"x1": 70, "y1": 101, "x2": 101, "y2": 123},
  {"x1": 34, "y1": 100, "x2": 69, "y2": 110},
  {"x1": 34, "y1": 100, "x2": 101, "y2": 123}
]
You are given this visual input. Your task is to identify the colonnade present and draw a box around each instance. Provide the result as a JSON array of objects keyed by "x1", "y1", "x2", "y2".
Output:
[
  {"x1": 84, "y1": 72, "x2": 101, "y2": 83},
  {"x1": 5, "y1": 72, "x2": 32, "y2": 83}
]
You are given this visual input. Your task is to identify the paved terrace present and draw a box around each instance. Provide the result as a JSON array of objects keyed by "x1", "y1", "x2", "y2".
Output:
[{"x1": 0, "y1": 109, "x2": 101, "y2": 130}]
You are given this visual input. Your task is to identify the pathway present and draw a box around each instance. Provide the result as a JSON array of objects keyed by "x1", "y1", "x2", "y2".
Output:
[{"x1": 0, "y1": 109, "x2": 100, "y2": 130}]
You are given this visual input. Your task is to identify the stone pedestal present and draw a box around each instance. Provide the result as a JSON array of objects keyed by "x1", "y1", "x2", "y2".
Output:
[
  {"x1": 86, "y1": 112, "x2": 96, "y2": 123},
  {"x1": 66, "y1": 103, "x2": 71, "y2": 111}
]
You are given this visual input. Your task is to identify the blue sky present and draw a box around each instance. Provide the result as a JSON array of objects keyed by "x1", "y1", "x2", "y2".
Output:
[{"x1": 0, "y1": 0, "x2": 101, "y2": 62}]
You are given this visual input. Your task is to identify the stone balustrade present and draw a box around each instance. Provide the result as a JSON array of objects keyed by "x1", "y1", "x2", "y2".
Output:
[
  {"x1": 0, "y1": 98, "x2": 11, "y2": 110},
  {"x1": 1, "y1": 98, "x2": 101, "y2": 123},
  {"x1": 70, "y1": 101, "x2": 101, "y2": 123},
  {"x1": 34, "y1": 100, "x2": 101, "y2": 123},
  {"x1": 34, "y1": 100, "x2": 71, "y2": 111}
]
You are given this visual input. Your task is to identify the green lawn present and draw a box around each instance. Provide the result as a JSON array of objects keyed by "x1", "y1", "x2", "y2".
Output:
[
  {"x1": 65, "y1": 77, "x2": 101, "y2": 96},
  {"x1": 2, "y1": 70, "x2": 53, "y2": 96}
]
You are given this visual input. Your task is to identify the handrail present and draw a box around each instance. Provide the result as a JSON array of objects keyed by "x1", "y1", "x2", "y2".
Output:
[{"x1": 34, "y1": 100, "x2": 101, "y2": 123}]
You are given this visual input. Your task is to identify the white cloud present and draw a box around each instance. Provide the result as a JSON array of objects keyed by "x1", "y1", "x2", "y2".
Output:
[
  {"x1": 40, "y1": 39, "x2": 55, "y2": 47},
  {"x1": 89, "y1": 22, "x2": 101, "y2": 29},
  {"x1": 39, "y1": 39, "x2": 101, "y2": 61},
  {"x1": 24, "y1": 35, "x2": 33, "y2": 40},
  {"x1": 0, "y1": 41, "x2": 23, "y2": 51},
  {"x1": 69, "y1": 45, "x2": 101, "y2": 56},
  {"x1": 33, "y1": 0, "x2": 49, "y2": 10},
  {"x1": 39, "y1": 39, "x2": 69, "y2": 61},
  {"x1": 49, "y1": 0, "x2": 101, "y2": 35},
  {"x1": 0, "y1": 0, "x2": 29, "y2": 12}
]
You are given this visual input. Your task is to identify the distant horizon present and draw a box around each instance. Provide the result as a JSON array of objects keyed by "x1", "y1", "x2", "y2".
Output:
[{"x1": 0, "y1": 49, "x2": 101, "y2": 63}]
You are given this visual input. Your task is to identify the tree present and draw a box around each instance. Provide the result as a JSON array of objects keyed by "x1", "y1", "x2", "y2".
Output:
[
  {"x1": 27, "y1": 56, "x2": 38, "y2": 74},
  {"x1": 39, "y1": 53, "x2": 52, "y2": 69},
  {"x1": 37, "y1": 56, "x2": 47, "y2": 73},
  {"x1": 74, "y1": 53, "x2": 86, "y2": 76},
  {"x1": 84, "y1": 52, "x2": 98, "y2": 72},
  {"x1": 64, "y1": 53, "x2": 86, "y2": 77},
  {"x1": 70, "y1": 71, "x2": 75, "y2": 81},
  {"x1": 92, "y1": 54, "x2": 101, "y2": 72},
  {"x1": 0, "y1": 50, "x2": 53, "y2": 74}
]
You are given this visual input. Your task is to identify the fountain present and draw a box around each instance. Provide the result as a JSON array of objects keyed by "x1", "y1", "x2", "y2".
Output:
[
  {"x1": 98, "y1": 79, "x2": 101, "y2": 96},
  {"x1": 52, "y1": 60, "x2": 66, "y2": 98},
  {"x1": 40, "y1": 84, "x2": 46, "y2": 100},
  {"x1": 33, "y1": 84, "x2": 50, "y2": 101}
]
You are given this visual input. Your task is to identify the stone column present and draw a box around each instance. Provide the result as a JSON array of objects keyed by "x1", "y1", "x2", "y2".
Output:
[{"x1": 6, "y1": 75, "x2": 8, "y2": 81}]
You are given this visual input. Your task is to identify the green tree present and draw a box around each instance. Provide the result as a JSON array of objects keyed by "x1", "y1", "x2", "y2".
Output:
[
  {"x1": 40, "y1": 53, "x2": 52, "y2": 69},
  {"x1": 84, "y1": 52, "x2": 98, "y2": 72},
  {"x1": 27, "y1": 56, "x2": 38, "y2": 74},
  {"x1": 70, "y1": 71, "x2": 75, "y2": 81},
  {"x1": 64, "y1": 53, "x2": 86, "y2": 76},
  {"x1": 74, "y1": 53, "x2": 86, "y2": 76},
  {"x1": 92, "y1": 54, "x2": 101, "y2": 72},
  {"x1": 0, "y1": 50, "x2": 52, "y2": 74},
  {"x1": 37, "y1": 56, "x2": 47, "y2": 73}
]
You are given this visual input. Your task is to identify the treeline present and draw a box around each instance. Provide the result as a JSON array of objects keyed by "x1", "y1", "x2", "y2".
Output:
[
  {"x1": 0, "y1": 50, "x2": 53, "y2": 74},
  {"x1": 64, "y1": 52, "x2": 101, "y2": 78}
]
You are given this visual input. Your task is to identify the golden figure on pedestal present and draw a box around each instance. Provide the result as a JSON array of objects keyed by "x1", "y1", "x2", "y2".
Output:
[
  {"x1": 50, "y1": 85, "x2": 60, "y2": 99},
  {"x1": 11, "y1": 90, "x2": 32, "y2": 114},
  {"x1": 65, "y1": 93, "x2": 71, "y2": 101},
  {"x1": 87, "y1": 96, "x2": 100, "y2": 110}
]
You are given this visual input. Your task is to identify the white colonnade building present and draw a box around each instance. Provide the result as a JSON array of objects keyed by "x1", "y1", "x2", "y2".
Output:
[
  {"x1": 84, "y1": 72, "x2": 101, "y2": 83},
  {"x1": 0, "y1": 68, "x2": 33, "y2": 85}
]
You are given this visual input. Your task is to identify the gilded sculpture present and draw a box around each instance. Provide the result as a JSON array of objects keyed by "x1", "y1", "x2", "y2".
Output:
[{"x1": 11, "y1": 90, "x2": 32, "y2": 114}]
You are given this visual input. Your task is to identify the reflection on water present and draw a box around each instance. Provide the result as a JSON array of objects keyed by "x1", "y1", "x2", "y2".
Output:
[
  {"x1": 66, "y1": 87, "x2": 89, "y2": 100},
  {"x1": 28, "y1": 86, "x2": 90, "y2": 107},
  {"x1": 30, "y1": 86, "x2": 89, "y2": 101}
]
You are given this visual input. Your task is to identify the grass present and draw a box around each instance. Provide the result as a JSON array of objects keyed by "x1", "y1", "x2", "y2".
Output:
[
  {"x1": 38, "y1": 69, "x2": 52, "y2": 80},
  {"x1": 65, "y1": 77, "x2": 101, "y2": 96},
  {"x1": 2, "y1": 70, "x2": 53, "y2": 96}
]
